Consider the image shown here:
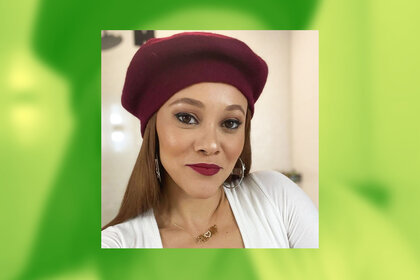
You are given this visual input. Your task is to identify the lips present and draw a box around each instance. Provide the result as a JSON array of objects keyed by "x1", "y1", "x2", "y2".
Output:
[{"x1": 186, "y1": 163, "x2": 222, "y2": 176}]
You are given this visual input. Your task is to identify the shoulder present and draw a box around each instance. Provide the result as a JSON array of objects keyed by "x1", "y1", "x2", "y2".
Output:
[
  {"x1": 246, "y1": 170, "x2": 302, "y2": 197},
  {"x1": 247, "y1": 169, "x2": 294, "y2": 191},
  {"x1": 245, "y1": 170, "x2": 319, "y2": 248},
  {"x1": 236, "y1": 170, "x2": 318, "y2": 248},
  {"x1": 243, "y1": 170, "x2": 316, "y2": 211},
  {"x1": 101, "y1": 209, "x2": 159, "y2": 248},
  {"x1": 101, "y1": 217, "x2": 138, "y2": 248}
]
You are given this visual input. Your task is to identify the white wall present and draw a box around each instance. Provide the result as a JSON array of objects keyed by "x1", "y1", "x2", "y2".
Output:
[
  {"x1": 101, "y1": 30, "x2": 318, "y2": 226},
  {"x1": 291, "y1": 31, "x2": 319, "y2": 208}
]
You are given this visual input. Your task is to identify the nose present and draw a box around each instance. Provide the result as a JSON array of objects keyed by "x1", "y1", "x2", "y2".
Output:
[{"x1": 194, "y1": 123, "x2": 220, "y2": 156}]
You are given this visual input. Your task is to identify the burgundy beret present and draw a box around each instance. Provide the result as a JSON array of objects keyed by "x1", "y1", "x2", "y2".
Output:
[{"x1": 121, "y1": 32, "x2": 268, "y2": 136}]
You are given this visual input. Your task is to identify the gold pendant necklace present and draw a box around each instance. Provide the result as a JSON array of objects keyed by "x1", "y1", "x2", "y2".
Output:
[
  {"x1": 173, "y1": 223, "x2": 218, "y2": 243},
  {"x1": 172, "y1": 190, "x2": 224, "y2": 244},
  {"x1": 196, "y1": 225, "x2": 218, "y2": 242}
]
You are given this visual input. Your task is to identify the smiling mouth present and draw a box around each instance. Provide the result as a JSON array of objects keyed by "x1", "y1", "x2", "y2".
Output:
[{"x1": 185, "y1": 163, "x2": 222, "y2": 176}]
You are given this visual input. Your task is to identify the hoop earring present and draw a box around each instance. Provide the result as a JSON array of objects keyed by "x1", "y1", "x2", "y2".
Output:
[
  {"x1": 223, "y1": 158, "x2": 245, "y2": 189},
  {"x1": 155, "y1": 156, "x2": 161, "y2": 183}
]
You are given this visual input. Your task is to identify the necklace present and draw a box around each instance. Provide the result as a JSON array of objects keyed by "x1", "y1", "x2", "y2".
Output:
[
  {"x1": 172, "y1": 191, "x2": 224, "y2": 243},
  {"x1": 173, "y1": 223, "x2": 218, "y2": 243}
]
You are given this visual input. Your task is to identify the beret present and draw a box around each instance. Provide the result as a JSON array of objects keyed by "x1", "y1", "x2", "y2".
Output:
[{"x1": 121, "y1": 32, "x2": 269, "y2": 136}]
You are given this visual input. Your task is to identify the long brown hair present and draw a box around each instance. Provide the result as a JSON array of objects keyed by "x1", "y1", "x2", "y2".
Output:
[{"x1": 102, "y1": 109, "x2": 252, "y2": 230}]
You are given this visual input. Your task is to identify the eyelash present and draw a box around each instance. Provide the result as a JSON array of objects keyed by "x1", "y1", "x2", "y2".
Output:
[{"x1": 174, "y1": 113, "x2": 242, "y2": 130}]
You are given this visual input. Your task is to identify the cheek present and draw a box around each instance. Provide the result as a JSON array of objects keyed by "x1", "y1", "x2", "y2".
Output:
[
  {"x1": 223, "y1": 131, "x2": 245, "y2": 160},
  {"x1": 157, "y1": 125, "x2": 190, "y2": 162},
  {"x1": 160, "y1": 129, "x2": 179, "y2": 150}
]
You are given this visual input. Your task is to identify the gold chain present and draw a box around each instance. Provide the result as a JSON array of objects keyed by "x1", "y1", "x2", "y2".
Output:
[
  {"x1": 173, "y1": 223, "x2": 218, "y2": 243},
  {"x1": 172, "y1": 190, "x2": 224, "y2": 243}
]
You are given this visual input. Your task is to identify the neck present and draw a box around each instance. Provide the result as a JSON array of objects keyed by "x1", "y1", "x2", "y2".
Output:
[{"x1": 157, "y1": 176, "x2": 225, "y2": 233}]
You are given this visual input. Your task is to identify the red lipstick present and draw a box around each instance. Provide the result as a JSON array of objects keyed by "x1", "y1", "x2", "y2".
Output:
[{"x1": 186, "y1": 163, "x2": 222, "y2": 176}]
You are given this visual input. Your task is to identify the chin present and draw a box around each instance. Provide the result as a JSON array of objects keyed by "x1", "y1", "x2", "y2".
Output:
[{"x1": 184, "y1": 179, "x2": 222, "y2": 199}]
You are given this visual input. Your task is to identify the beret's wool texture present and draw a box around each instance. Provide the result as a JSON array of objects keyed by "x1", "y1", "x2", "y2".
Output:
[{"x1": 121, "y1": 32, "x2": 269, "y2": 136}]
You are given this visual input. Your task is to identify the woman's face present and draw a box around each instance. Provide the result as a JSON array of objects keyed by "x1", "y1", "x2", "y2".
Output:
[{"x1": 156, "y1": 82, "x2": 248, "y2": 199}]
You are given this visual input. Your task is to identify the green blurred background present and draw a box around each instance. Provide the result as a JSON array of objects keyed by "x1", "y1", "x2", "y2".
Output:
[{"x1": 1, "y1": 0, "x2": 419, "y2": 279}]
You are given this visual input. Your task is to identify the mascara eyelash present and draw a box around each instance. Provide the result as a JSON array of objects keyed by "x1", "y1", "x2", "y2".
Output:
[
  {"x1": 223, "y1": 119, "x2": 242, "y2": 129},
  {"x1": 174, "y1": 112, "x2": 198, "y2": 125}
]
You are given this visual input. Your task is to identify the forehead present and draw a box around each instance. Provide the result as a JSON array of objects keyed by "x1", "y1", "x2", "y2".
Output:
[{"x1": 163, "y1": 82, "x2": 248, "y2": 108}]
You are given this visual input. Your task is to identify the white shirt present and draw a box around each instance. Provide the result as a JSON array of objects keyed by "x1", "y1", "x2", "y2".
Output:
[{"x1": 102, "y1": 170, "x2": 319, "y2": 248}]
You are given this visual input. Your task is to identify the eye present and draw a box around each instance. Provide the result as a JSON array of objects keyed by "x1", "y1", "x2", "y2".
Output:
[
  {"x1": 175, "y1": 113, "x2": 198, "y2": 125},
  {"x1": 222, "y1": 119, "x2": 241, "y2": 130}
]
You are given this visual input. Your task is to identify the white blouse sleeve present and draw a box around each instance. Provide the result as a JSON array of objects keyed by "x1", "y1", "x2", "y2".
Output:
[
  {"x1": 252, "y1": 170, "x2": 319, "y2": 248},
  {"x1": 101, "y1": 227, "x2": 123, "y2": 248}
]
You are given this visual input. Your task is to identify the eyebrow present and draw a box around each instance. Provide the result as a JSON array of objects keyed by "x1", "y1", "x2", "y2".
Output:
[
  {"x1": 225, "y1": 104, "x2": 246, "y2": 115},
  {"x1": 169, "y1": 98, "x2": 204, "y2": 108},
  {"x1": 169, "y1": 97, "x2": 245, "y2": 115}
]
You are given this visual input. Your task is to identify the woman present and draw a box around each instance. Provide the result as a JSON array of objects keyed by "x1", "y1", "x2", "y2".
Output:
[{"x1": 102, "y1": 32, "x2": 318, "y2": 248}]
